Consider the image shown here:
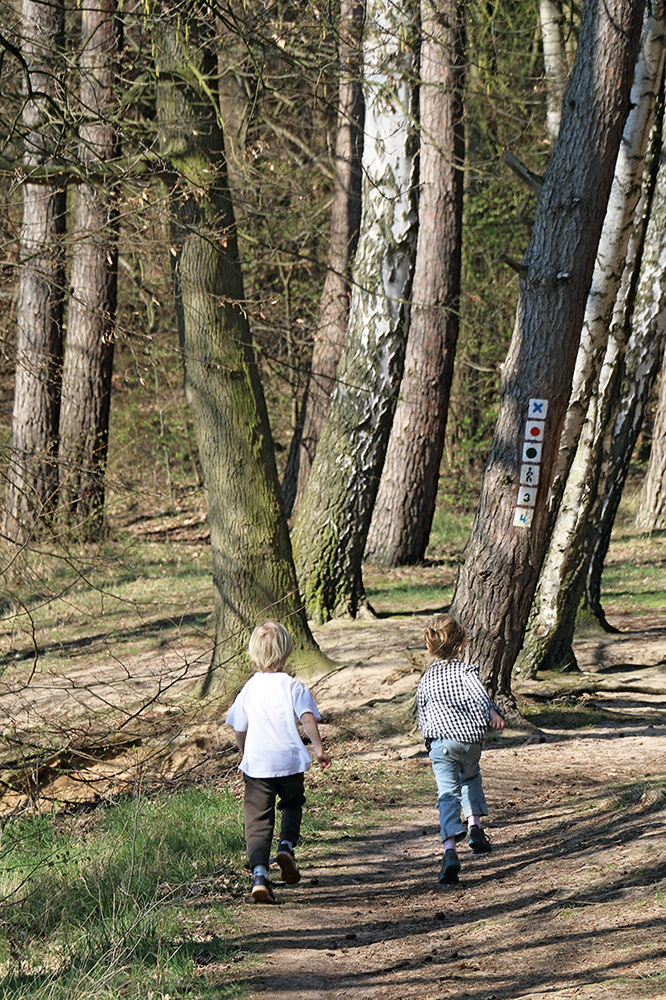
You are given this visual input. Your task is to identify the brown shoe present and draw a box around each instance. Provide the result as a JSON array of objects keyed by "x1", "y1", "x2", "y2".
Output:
[
  {"x1": 251, "y1": 874, "x2": 276, "y2": 903},
  {"x1": 276, "y1": 842, "x2": 301, "y2": 885}
]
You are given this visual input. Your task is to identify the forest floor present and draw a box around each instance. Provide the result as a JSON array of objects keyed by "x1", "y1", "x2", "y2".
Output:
[
  {"x1": 213, "y1": 611, "x2": 666, "y2": 1000},
  {"x1": 0, "y1": 501, "x2": 664, "y2": 998}
]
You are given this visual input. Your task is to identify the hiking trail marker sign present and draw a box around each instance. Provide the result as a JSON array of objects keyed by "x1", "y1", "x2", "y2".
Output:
[{"x1": 513, "y1": 398, "x2": 548, "y2": 528}]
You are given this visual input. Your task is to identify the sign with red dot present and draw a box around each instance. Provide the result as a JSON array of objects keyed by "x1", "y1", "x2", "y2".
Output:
[{"x1": 514, "y1": 400, "x2": 548, "y2": 528}]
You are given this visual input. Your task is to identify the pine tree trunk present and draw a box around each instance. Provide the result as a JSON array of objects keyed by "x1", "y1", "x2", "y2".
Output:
[
  {"x1": 546, "y1": 5, "x2": 666, "y2": 525},
  {"x1": 365, "y1": 0, "x2": 465, "y2": 567},
  {"x1": 527, "y1": 129, "x2": 666, "y2": 669},
  {"x1": 282, "y1": 0, "x2": 364, "y2": 519},
  {"x1": 449, "y1": 0, "x2": 646, "y2": 703},
  {"x1": 516, "y1": 7, "x2": 666, "y2": 677},
  {"x1": 636, "y1": 345, "x2": 666, "y2": 530},
  {"x1": 4, "y1": 0, "x2": 66, "y2": 543},
  {"x1": 59, "y1": 0, "x2": 120, "y2": 537},
  {"x1": 155, "y1": 13, "x2": 317, "y2": 689},
  {"x1": 292, "y1": 0, "x2": 419, "y2": 623}
]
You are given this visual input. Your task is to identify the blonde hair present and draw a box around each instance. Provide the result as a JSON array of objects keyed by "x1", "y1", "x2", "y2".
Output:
[
  {"x1": 248, "y1": 621, "x2": 294, "y2": 672},
  {"x1": 423, "y1": 613, "x2": 467, "y2": 661}
]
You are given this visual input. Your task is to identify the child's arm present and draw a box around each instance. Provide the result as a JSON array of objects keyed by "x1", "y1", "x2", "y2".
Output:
[
  {"x1": 234, "y1": 730, "x2": 247, "y2": 753},
  {"x1": 300, "y1": 712, "x2": 331, "y2": 768},
  {"x1": 489, "y1": 708, "x2": 505, "y2": 730}
]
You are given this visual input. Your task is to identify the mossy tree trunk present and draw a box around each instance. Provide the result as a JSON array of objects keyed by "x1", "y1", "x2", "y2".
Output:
[
  {"x1": 59, "y1": 0, "x2": 120, "y2": 537},
  {"x1": 4, "y1": 0, "x2": 66, "y2": 543},
  {"x1": 155, "y1": 10, "x2": 316, "y2": 689},
  {"x1": 449, "y1": 0, "x2": 646, "y2": 705},
  {"x1": 282, "y1": 0, "x2": 365, "y2": 520},
  {"x1": 291, "y1": 0, "x2": 419, "y2": 623},
  {"x1": 365, "y1": 0, "x2": 465, "y2": 567}
]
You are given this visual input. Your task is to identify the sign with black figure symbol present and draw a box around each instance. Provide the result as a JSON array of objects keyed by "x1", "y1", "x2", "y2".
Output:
[{"x1": 514, "y1": 399, "x2": 548, "y2": 529}]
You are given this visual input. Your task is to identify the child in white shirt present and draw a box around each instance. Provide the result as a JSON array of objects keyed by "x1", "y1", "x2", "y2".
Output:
[{"x1": 225, "y1": 621, "x2": 331, "y2": 902}]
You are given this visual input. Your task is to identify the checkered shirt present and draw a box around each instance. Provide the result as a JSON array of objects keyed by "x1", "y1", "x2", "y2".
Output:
[{"x1": 416, "y1": 657, "x2": 502, "y2": 745}]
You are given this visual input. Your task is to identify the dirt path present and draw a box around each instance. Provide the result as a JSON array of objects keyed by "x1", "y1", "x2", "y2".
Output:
[{"x1": 221, "y1": 731, "x2": 666, "y2": 1000}]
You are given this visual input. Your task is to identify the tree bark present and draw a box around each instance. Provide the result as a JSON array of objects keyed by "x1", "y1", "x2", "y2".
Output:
[
  {"x1": 281, "y1": 0, "x2": 364, "y2": 519},
  {"x1": 520, "y1": 119, "x2": 666, "y2": 668},
  {"x1": 636, "y1": 344, "x2": 666, "y2": 530},
  {"x1": 540, "y1": 0, "x2": 568, "y2": 145},
  {"x1": 155, "y1": 10, "x2": 317, "y2": 689},
  {"x1": 365, "y1": 0, "x2": 465, "y2": 567},
  {"x1": 4, "y1": 0, "x2": 66, "y2": 543},
  {"x1": 59, "y1": 0, "x2": 120, "y2": 537},
  {"x1": 449, "y1": 0, "x2": 646, "y2": 703},
  {"x1": 292, "y1": 0, "x2": 419, "y2": 623},
  {"x1": 516, "y1": 6, "x2": 666, "y2": 676}
]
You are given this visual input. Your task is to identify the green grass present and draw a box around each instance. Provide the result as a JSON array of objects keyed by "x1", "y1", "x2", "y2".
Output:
[
  {"x1": 0, "y1": 786, "x2": 246, "y2": 998},
  {"x1": 0, "y1": 753, "x2": 437, "y2": 1000}
]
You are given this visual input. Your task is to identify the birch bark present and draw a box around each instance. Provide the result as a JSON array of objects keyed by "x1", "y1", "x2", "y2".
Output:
[
  {"x1": 282, "y1": 0, "x2": 364, "y2": 519},
  {"x1": 292, "y1": 0, "x2": 419, "y2": 622},
  {"x1": 365, "y1": 0, "x2": 465, "y2": 567},
  {"x1": 540, "y1": 0, "x2": 568, "y2": 145}
]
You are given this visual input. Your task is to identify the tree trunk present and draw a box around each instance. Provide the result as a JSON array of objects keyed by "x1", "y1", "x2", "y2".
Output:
[
  {"x1": 546, "y1": 5, "x2": 666, "y2": 526},
  {"x1": 155, "y1": 12, "x2": 317, "y2": 689},
  {"x1": 540, "y1": 0, "x2": 568, "y2": 145},
  {"x1": 449, "y1": 0, "x2": 646, "y2": 704},
  {"x1": 516, "y1": 6, "x2": 666, "y2": 676},
  {"x1": 59, "y1": 0, "x2": 120, "y2": 537},
  {"x1": 292, "y1": 0, "x2": 419, "y2": 623},
  {"x1": 365, "y1": 0, "x2": 465, "y2": 567},
  {"x1": 4, "y1": 0, "x2": 66, "y2": 543},
  {"x1": 524, "y1": 123, "x2": 666, "y2": 669},
  {"x1": 281, "y1": 0, "x2": 364, "y2": 519},
  {"x1": 636, "y1": 344, "x2": 666, "y2": 530}
]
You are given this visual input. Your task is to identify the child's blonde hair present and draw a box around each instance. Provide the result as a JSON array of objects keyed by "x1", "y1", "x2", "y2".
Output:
[
  {"x1": 424, "y1": 613, "x2": 467, "y2": 661},
  {"x1": 248, "y1": 621, "x2": 294, "y2": 672}
]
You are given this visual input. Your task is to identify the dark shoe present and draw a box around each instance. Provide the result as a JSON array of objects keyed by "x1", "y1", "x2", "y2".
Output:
[
  {"x1": 468, "y1": 824, "x2": 492, "y2": 854},
  {"x1": 251, "y1": 874, "x2": 276, "y2": 903},
  {"x1": 276, "y1": 842, "x2": 301, "y2": 885},
  {"x1": 439, "y1": 849, "x2": 461, "y2": 885}
]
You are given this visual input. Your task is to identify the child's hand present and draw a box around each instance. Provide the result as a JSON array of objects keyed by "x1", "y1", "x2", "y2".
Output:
[
  {"x1": 489, "y1": 708, "x2": 505, "y2": 730},
  {"x1": 316, "y1": 749, "x2": 332, "y2": 769}
]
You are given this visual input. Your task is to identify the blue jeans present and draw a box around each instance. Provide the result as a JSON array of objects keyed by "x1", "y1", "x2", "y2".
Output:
[{"x1": 429, "y1": 739, "x2": 488, "y2": 841}]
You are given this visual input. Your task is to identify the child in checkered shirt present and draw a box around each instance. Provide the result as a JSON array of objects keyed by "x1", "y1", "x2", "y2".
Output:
[{"x1": 417, "y1": 613, "x2": 504, "y2": 885}]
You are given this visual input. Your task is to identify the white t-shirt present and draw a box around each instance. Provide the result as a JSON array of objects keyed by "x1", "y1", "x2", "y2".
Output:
[{"x1": 225, "y1": 671, "x2": 320, "y2": 778}]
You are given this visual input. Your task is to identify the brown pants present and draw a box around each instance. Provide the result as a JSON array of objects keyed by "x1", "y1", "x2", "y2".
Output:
[{"x1": 243, "y1": 772, "x2": 306, "y2": 869}]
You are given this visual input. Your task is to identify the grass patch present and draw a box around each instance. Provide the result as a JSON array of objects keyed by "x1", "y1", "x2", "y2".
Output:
[
  {"x1": 520, "y1": 696, "x2": 626, "y2": 730},
  {"x1": 0, "y1": 785, "x2": 246, "y2": 998}
]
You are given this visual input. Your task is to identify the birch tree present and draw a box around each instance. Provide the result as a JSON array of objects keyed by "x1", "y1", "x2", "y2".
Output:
[
  {"x1": 365, "y1": 0, "x2": 465, "y2": 567},
  {"x1": 449, "y1": 0, "x2": 646, "y2": 706},
  {"x1": 292, "y1": 0, "x2": 419, "y2": 622},
  {"x1": 155, "y1": 8, "x2": 317, "y2": 686},
  {"x1": 516, "y1": 4, "x2": 666, "y2": 675},
  {"x1": 4, "y1": 0, "x2": 66, "y2": 543},
  {"x1": 282, "y1": 0, "x2": 364, "y2": 519},
  {"x1": 540, "y1": 0, "x2": 569, "y2": 145}
]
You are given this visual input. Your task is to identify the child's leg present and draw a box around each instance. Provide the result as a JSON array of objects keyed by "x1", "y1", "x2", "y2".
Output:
[
  {"x1": 243, "y1": 775, "x2": 277, "y2": 869},
  {"x1": 458, "y1": 744, "x2": 488, "y2": 823},
  {"x1": 428, "y1": 740, "x2": 467, "y2": 843},
  {"x1": 275, "y1": 773, "x2": 306, "y2": 848}
]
